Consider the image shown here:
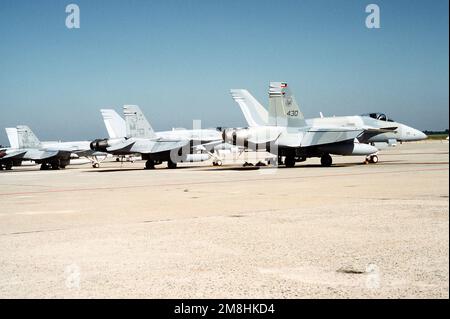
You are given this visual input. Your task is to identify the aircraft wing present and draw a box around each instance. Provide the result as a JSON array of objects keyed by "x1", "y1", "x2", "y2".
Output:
[
  {"x1": 248, "y1": 133, "x2": 282, "y2": 145},
  {"x1": 300, "y1": 128, "x2": 363, "y2": 147},
  {"x1": 132, "y1": 139, "x2": 190, "y2": 154},
  {"x1": 357, "y1": 127, "x2": 398, "y2": 143},
  {"x1": 192, "y1": 140, "x2": 223, "y2": 152},
  {"x1": 72, "y1": 150, "x2": 108, "y2": 157},
  {"x1": 29, "y1": 150, "x2": 73, "y2": 161},
  {"x1": 1, "y1": 148, "x2": 73, "y2": 161}
]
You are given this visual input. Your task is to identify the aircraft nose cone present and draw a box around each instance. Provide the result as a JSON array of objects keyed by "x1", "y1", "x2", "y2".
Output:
[
  {"x1": 417, "y1": 131, "x2": 428, "y2": 140},
  {"x1": 410, "y1": 128, "x2": 427, "y2": 141},
  {"x1": 402, "y1": 124, "x2": 428, "y2": 141}
]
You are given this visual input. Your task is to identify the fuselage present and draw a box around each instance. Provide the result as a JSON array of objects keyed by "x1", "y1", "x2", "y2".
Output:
[
  {"x1": 305, "y1": 116, "x2": 427, "y2": 143},
  {"x1": 154, "y1": 129, "x2": 222, "y2": 143}
]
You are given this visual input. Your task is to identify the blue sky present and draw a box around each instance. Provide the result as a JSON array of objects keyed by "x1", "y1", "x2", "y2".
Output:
[{"x1": 0, "y1": 0, "x2": 448, "y2": 145}]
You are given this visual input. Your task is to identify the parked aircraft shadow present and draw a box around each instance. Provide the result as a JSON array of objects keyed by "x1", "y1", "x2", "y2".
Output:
[
  {"x1": 84, "y1": 166, "x2": 194, "y2": 173},
  {"x1": 196, "y1": 163, "x2": 368, "y2": 172},
  {"x1": 378, "y1": 161, "x2": 449, "y2": 165}
]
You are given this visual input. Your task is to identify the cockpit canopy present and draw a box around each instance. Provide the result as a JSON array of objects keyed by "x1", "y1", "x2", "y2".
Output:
[{"x1": 361, "y1": 112, "x2": 394, "y2": 122}]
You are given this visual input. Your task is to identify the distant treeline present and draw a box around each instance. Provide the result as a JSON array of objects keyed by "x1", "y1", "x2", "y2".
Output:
[
  {"x1": 423, "y1": 129, "x2": 448, "y2": 140},
  {"x1": 423, "y1": 129, "x2": 449, "y2": 135}
]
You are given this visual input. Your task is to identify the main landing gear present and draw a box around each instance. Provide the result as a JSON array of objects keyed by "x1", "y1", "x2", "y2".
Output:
[
  {"x1": 0, "y1": 163, "x2": 12, "y2": 171},
  {"x1": 145, "y1": 160, "x2": 155, "y2": 169},
  {"x1": 284, "y1": 156, "x2": 296, "y2": 168},
  {"x1": 40, "y1": 162, "x2": 62, "y2": 170},
  {"x1": 320, "y1": 154, "x2": 333, "y2": 167},
  {"x1": 40, "y1": 163, "x2": 51, "y2": 170},
  {"x1": 167, "y1": 159, "x2": 177, "y2": 169}
]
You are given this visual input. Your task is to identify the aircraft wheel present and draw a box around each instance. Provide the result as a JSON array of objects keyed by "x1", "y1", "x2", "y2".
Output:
[
  {"x1": 285, "y1": 156, "x2": 296, "y2": 168},
  {"x1": 167, "y1": 159, "x2": 177, "y2": 169},
  {"x1": 255, "y1": 161, "x2": 267, "y2": 167},
  {"x1": 92, "y1": 163, "x2": 100, "y2": 168},
  {"x1": 5, "y1": 162, "x2": 13, "y2": 170},
  {"x1": 40, "y1": 163, "x2": 49, "y2": 170},
  {"x1": 320, "y1": 154, "x2": 333, "y2": 167},
  {"x1": 213, "y1": 160, "x2": 223, "y2": 167},
  {"x1": 145, "y1": 160, "x2": 155, "y2": 170},
  {"x1": 370, "y1": 155, "x2": 379, "y2": 164},
  {"x1": 243, "y1": 162, "x2": 254, "y2": 167}
]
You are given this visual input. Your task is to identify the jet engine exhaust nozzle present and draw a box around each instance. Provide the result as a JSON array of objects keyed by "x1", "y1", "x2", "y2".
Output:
[{"x1": 90, "y1": 139, "x2": 109, "y2": 152}]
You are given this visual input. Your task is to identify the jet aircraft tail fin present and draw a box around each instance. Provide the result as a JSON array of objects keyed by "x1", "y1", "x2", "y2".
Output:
[
  {"x1": 16, "y1": 125, "x2": 41, "y2": 149},
  {"x1": 230, "y1": 89, "x2": 268, "y2": 127},
  {"x1": 268, "y1": 82, "x2": 306, "y2": 127},
  {"x1": 123, "y1": 105, "x2": 157, "y2": 139},
  {"x1": 101, "y1": 109, "x2": 127, "y2": 138},
  {"x1": 5, "y1": 127, "x2": 19, "y2": 149}
]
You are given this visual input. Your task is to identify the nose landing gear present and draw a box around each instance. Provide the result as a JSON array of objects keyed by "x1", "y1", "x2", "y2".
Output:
[{"x1": 365, "y1": 154, "x2": 379, "y2": 164}]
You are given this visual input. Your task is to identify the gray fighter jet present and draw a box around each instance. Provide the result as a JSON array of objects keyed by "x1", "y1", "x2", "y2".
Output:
[
  {"x1": 230, "y1": 82, "x2": 427, "y2": 164},
  {"x1": 0, "y1": 125, "x2": 105, "y2": 170},
  {"x1": 90, "y1": 105, "x2": 223, "y2": 169},
  {"x1": 224, "y1": 83, "x2": 384, "y2": 167}
]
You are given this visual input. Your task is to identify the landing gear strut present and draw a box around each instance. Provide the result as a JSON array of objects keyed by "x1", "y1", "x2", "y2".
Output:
[
  {"x1": 167, "y1": 159, "x2": 177, "y2": 169},
  {"x1": 320, "y1": 154, "x2": 333, "y2": 167}
]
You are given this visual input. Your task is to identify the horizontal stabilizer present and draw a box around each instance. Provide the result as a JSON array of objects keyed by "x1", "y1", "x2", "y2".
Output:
[
  {"x1": 106, "y1": 139, "x2": 136, "y2": 153},
  {"x1": 1, "y1": 150, "x2": 27, "y2": 159}
]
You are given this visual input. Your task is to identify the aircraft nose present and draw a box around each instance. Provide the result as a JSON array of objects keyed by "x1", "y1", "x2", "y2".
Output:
[
  {"x1": 401, "y1": 125, "x2": 427, "y2": 141},
  {"x1": 417, "y1": 130, "x2": 428, "y2": 140},
  {"x1": 410, "y1": 128, "x2": 427, "y2": 141}
]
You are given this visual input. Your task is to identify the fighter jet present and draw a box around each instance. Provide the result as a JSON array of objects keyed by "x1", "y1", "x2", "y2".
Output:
[
  {"x1": 230, "y1": 82, "x2": 427, "y2": 164},
  {"x1": 0, "y1": 126, "x2": 106, "y2": 171},
  {"x1": 224, "y1": 83, "x2": 381, "y2": 167},
  {"x1": 91, "y1": 105, "x2": 224, "y2": 169}
]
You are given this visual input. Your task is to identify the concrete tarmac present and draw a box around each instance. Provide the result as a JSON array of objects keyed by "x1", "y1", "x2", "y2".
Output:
[{"x1": 0, "y1": 141, "x2": 448, "y2": 298}]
